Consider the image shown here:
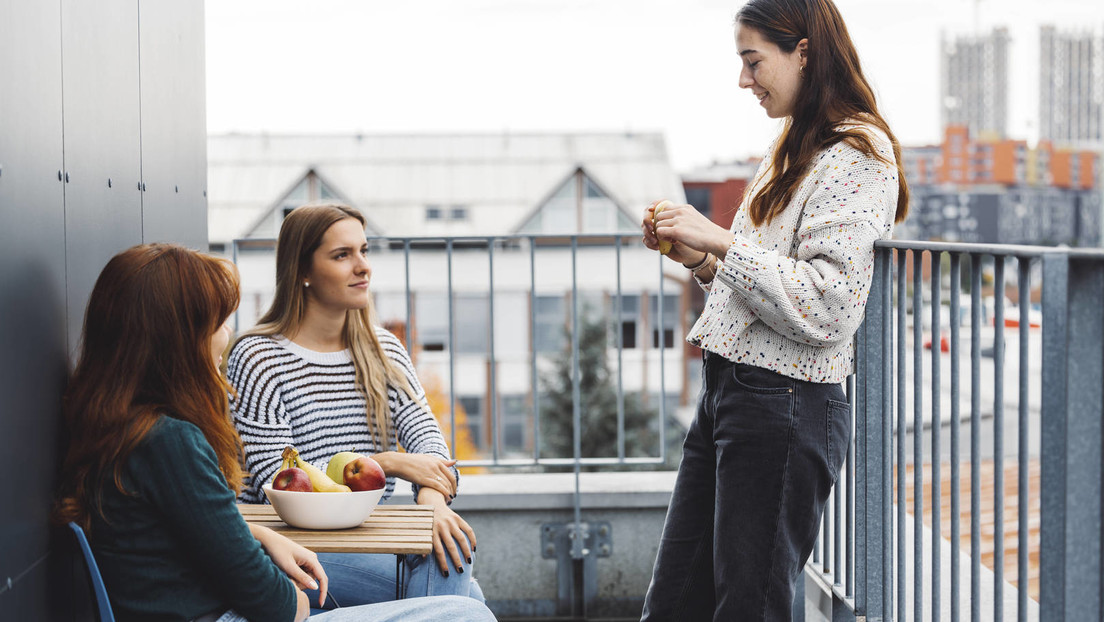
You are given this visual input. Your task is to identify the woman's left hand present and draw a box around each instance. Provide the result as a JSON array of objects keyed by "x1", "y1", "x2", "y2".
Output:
[
  {"x1": 249, "y1": 523, "x2": 329, "y2": 607},
  {"x1": 417, "y1": 488, "x2": 477, "y2": 576},
  {"x1": 651, "y1": 202, "x2": 734, "y2": 258}
]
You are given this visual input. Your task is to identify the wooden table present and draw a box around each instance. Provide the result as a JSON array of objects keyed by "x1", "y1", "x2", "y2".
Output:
[{"x1": 238, "y1": 504, "x2": 434, "y2": 598}]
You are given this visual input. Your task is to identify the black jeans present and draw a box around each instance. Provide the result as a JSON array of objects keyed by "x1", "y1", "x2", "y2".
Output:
[{"x1": 641, "y1": 353, "x2": 851, "y2": 622}]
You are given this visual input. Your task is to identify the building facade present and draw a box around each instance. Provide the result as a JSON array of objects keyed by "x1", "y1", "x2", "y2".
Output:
[
  {"x1": 1040, "y1": 25, "x2": 1104, "y2": 147},
  {"x1": 941, "y1": 27, "x2": 1010, "y2": 138}
]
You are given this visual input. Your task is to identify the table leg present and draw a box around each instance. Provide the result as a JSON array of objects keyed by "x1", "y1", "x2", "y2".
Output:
[{"x1": 395, "y1": 554, "x2": 405, "y2": 600}]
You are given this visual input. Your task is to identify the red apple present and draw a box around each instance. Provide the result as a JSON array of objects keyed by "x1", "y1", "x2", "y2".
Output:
[
  {"x1": 272, "y1": 467, "x2": 312, "y2": 492},
  {"x1": 343, "y1": 456, "x2": 386, "y2": 491}
]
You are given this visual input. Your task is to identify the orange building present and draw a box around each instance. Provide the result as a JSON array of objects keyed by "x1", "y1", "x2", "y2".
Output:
[{"x1": 923, "y1": 126, "x2": 1096, "y2": 190}]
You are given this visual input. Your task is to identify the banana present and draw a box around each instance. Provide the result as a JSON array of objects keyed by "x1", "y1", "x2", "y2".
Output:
[
  {"x1": 652, "y1": 200, "x2": 673, "y2": 255},
  {"x1": 326, "y1": 451, "x2": 364, "y2": 485},
  {"x1": 280, "y1": 446, "x2": 351, "y2": 492}
]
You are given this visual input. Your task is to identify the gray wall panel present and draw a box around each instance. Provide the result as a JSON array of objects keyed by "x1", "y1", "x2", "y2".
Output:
[
  {"x1": 139, "y1": 0, "x2": 208, "y2": 248},
  {"x1": 0, "y1": 0, "x2": 70, "y2": 609},
  {"x1": 61, "y1": 0, "x2": 144, "y2": 350}
]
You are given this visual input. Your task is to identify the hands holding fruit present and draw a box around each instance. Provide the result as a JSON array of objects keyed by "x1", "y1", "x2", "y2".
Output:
[{"x1": 642, "y1": 199, "x2": 735, "y2": 270}]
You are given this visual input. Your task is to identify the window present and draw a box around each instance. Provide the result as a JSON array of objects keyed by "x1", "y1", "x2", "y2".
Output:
[
  {"x1": 651, "y1": 294, "x2": 678, "y2": 349},
  {"x1": 459, "y1": 396, "x2": 484, "y2": 449},
  {"x1": 534, "y1": 295, "x2": 566, "y2": 353},
  {"x1": 426, "y1": 206, "x2": 443, "y2": 221},
  {"x1": 454, "y1": 295, "x2": 490, "y2": 354},
  {"x1": 450, "y1": 206, "x2": 468, "y2": 220},
  {"x1": 498, "y1": 394, "x2": 529, "y2": 451},
  {"x1": 415, "y1": 292, "x2": 449, "y2": 351},
  {"x1": 611, "y1": 294, "x2": 640, "y2": 349}
]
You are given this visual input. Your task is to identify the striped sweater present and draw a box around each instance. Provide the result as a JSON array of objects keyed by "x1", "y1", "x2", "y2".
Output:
[
  {"x1": 688, "y1": 124, "x2": 898, "y2": 383},
  {"x1": 227, "y1": 328, "x2": 456, "y2": 504}
]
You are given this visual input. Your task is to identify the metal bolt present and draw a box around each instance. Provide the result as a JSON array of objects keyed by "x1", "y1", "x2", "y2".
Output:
[
  {"x1": 107, "y1": 178, "x2": 112, "y2": 188},
  {"x1": 544, "y1": 544, "x2": 555, "y2": 556},
  {"x1": 581, "y1": 548, "x2": 590, "y2": 556},
  {"x1": 598, "y1": 525, "x2": 609, "y2": 537},
  {"x1": 600, "y1": 544, "x2": 611, "y2": 556},
  {"x1": 568, "y1": 532, "x2": 575, "y2": 540}
]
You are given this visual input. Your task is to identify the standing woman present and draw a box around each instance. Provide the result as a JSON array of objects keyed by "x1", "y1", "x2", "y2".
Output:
[
  {"x1": 53, "y1": 244, "x2": 494, "y2": 622},
  {"x1": 640, "y1": 0, "x2": 908, "y2": 620},
  {"x1": 228, "y1": 204, "x2": 483, "y2": 608}
]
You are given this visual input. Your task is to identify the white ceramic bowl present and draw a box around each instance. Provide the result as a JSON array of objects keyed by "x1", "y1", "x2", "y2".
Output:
[{"x1": 262, "y1": 484, "x2": 385, "y2": 530}]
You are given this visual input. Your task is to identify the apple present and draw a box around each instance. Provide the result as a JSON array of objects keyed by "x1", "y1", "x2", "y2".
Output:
[
  {"x1": 272, "y1": 467, "x2": 312, "y2": 492},
  {"x1": 343, "y1": 456, "x2": 386, "y2": 491},
  {"x1": 327, "y1": 451, "x2": 363, "y2": 484}
]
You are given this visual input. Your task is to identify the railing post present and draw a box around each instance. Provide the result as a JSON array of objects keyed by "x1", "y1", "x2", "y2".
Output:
[
  {"x1": 1040, "y1": 253, "x2": 1104, "y2": 621},
  {"x1": 855, "y1": 249, "x2": 889, "y2": 621}
]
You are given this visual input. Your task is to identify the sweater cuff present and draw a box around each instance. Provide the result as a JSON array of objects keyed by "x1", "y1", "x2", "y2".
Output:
[{"x1": 714, "y1": 234, "x2": 770, "y2": 294}]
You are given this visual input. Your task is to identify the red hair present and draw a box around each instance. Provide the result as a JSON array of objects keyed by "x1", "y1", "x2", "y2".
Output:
[{"x1": 54, "y1": 244, "x2": 242, "y2": 529}]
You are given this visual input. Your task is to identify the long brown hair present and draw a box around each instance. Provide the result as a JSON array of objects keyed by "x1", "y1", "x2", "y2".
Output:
[
  {"x1": 245, "y1": 204, "x2": 413, "y2": 447},
  {"x1": 736, "y1": 0, "x2": 909, "y2": 226},
  {"x1": 55, "y1": 244, "x2": 243, "y2": 529}
]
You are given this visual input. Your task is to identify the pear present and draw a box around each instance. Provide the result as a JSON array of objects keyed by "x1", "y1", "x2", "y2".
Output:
[{"x1": 327, "y1": 451, "x2": 365, "y2": 485}]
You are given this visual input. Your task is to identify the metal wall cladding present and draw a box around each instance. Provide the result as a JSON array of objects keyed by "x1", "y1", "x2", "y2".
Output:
[
  {"x1": 0, "y1": 0, "x2": 206, "y2": 617},
  {"x1": 0, "y1": 1, "x2": 71, "y2": 617},
  {"x1": 61, "y1": 0, "x2": 145, "y2": 352},
  {"x1": 138, "y1": 0, "x2": 208, "y2": 249}
]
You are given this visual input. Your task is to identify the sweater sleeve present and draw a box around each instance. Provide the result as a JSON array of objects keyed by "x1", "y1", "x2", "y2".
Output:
[
  {"x1": 130, "y1": 419, "x2": 297, "y2": 622},
  {"x1": 712, "y1": 140, "x2": 896, "y2": 347},
  {"x1": 228, "y1": 337, "x2": 294, "y2": 503},
  {"x1": 378, "y1": 329, "x2": 459, "y2": 501}
]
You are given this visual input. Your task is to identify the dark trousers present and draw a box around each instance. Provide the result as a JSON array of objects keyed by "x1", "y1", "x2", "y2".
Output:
[{"x1": 641, "y1": 353, "x2": 851, "y2": 622}]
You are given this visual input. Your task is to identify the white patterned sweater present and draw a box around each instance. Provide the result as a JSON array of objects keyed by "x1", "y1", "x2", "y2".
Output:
[
  {"x1": 228, "y1": 329, "x2": 457, "y2": 504},
  {"x1": 689, "y1": 124, "x2": 898, "y2": 383}
]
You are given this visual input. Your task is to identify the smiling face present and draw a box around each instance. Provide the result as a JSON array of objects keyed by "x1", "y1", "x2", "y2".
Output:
[
  {"x1": 735, "y1": 23, "x2": 807, "y2": 119},
  {"x1": 303, "y1": 217, "x2": 372, "y2": 313}
]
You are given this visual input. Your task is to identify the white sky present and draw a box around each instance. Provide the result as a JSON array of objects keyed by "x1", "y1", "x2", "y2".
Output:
[{"x1": 205, "y1": 0, "x2": 1104, "y2": 171}]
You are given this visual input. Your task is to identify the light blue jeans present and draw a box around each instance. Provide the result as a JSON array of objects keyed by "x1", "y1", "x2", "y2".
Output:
[
  {"x1": 306, "y1": 551, "x2": 485, "y2": 611},
  {"x1": 212, "y1": 595, "x2": 495, "y2": 621}
]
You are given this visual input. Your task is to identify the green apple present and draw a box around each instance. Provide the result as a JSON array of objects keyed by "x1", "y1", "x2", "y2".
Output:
[{"x1": 326, "y1": 451, "x2": 364, "y2": 484}]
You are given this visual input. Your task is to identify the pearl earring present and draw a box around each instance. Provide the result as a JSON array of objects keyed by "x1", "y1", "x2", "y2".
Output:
[{"x1": 304, "y1": 281, "x2": 310, "y2": 288}]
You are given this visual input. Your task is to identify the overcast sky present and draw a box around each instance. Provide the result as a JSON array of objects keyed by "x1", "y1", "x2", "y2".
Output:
[{"x1": 205, "y1": 0, "x2": 1103, "y2": 171}]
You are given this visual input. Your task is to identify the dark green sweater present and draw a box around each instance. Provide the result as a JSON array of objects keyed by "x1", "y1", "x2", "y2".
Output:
[{"x1": 90, "y1": 416, "x2": 296, "y2": 622}]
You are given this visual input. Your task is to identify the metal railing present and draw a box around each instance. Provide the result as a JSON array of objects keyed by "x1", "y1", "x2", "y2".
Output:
[{"x1": 826, "y1": 239, "x2": 1104, "y2": 622}]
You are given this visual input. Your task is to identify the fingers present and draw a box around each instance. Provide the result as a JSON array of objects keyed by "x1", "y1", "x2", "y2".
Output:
[
  {"x1": 439, "y1": 521, "x2": 465, "y2": 573},
  {"x1": 432, "y1": 528, "x2": 451, "y2": 576},
  {"x1": 304, "y1": 558, "x2": 328, "y2": 607}
]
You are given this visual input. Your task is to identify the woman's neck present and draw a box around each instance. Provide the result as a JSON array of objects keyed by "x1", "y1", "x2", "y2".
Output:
[{"x1": 288, "y1": 304, "x2": 347, "y2": 352}]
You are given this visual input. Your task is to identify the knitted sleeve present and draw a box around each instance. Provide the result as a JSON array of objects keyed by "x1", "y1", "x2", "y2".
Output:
[
  {"x1": 713, "y1": 139, "x2": 896, "y2": 347},
  {"x1": 227, "y1": 336, "x2": 295, "y2": 503},
  {"x1": 377, "y1": 328, "x2": 460, "y2": 501}
]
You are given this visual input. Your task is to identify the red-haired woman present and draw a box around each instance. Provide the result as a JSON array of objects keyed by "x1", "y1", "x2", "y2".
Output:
[
  {"x1": 640, "y1": 0, "x2": 909, "y2": 619},
  {"x1": 54, "y1": 244, "x2": 494, "y2": 622}
]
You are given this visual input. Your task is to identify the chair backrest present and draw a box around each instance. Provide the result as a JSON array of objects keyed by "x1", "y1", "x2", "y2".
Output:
[{"x1": 68, "y1": 522, "x2": 116, "y2": 622}]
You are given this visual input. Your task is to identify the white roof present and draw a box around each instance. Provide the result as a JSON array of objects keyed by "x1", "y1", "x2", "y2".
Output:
[{"x1": 208, "y1": 132, "x2": 686, "y2": 245}]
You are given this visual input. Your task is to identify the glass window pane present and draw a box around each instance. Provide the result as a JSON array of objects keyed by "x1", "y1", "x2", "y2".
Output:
[
  {"x1": 416, "y1": 292, "x2": 449, "y2": 351},
  {"x1": 534, "y1": 295, "x2": 565, "y2": 353},
  {"x1": 455, "y1": 295, "x2": 489, "y2": 354}
]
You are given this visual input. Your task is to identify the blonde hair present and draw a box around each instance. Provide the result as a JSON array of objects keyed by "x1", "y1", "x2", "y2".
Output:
[{"x1": 245, "y1": 204, "x2": 413, "y2": 446}]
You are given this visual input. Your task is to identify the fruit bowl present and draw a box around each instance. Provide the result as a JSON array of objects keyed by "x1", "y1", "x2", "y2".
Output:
[{"x1": 262, "y1": 484, "x2": 385, "y2": 530}]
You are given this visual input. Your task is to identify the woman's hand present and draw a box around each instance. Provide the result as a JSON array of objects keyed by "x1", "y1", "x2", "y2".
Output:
[
  {"x1": 249, "y1": 523, "x2": 328, "y2": 607},
  {"x1": 644, "y1": 201, "x2": 734, "y2": 260},
  {"x1": 373, "y1": 451, "x2": 457, "y2": 498},
  {"x1": 416, "y1": 488, "x2": 477, "y2": 576}
]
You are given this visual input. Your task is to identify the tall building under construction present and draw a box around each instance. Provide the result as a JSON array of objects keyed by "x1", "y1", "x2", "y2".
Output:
[
  {"x1": 941, "y1": 27, "x2": 1010, "y2": 138},
  {"x1": 1039, "y1": 25, "x2": 1103, "y2": 146}
]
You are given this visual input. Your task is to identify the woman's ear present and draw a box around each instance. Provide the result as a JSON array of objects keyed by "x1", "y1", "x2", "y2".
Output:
[{"x1": 798, "y1": 38, "x2": 809, "y2": 65}]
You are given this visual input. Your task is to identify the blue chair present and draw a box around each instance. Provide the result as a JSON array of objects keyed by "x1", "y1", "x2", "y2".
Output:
[{"x1": 68, "y1": 522, "x2": 116, "y2": 622}]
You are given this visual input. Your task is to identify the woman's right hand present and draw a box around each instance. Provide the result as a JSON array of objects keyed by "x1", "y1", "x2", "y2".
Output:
[{"x1": 642, "y1": 201, "x2": 707, "y2": 266}]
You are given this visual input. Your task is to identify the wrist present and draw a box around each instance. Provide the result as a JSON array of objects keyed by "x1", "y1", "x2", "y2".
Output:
[
  {"x1": 681, "y1": 252, "x2": 710, "y2": 271},
  {"x1": 371, "y1": 451, "x2": 397, "y2": 475}
]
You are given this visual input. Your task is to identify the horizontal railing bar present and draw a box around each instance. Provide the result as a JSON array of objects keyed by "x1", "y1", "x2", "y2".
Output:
[
  {"x1": 874, "y1": 238, "x2": 1104, "y2": 259},
  {"x1": 456, "y1": 457, "x2": 667, "y2": 468}
]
